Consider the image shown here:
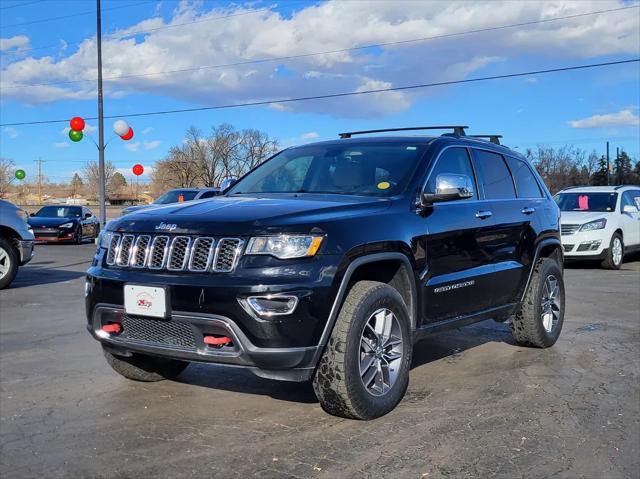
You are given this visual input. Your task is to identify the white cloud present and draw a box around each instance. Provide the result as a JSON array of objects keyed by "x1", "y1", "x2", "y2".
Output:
[
  {"x1": 143, "y1": 140, "x2": 161, "y2": 150},
  {"x1": 53, "y1": 142, "x2": 70, "y2": 148},
  {"x1": 2, "y1": 127, "x2": 19, "y2": 139},
  {"x1": 301, "y1": 132, "x2": 319, "y2": 139},
  {"x1": 125, "y1": 142, "x2": 141, "y2": 152},
  {"x1": 0, "y1": 35, "x2": 29, "y2": 52},
  {"x1": 0, "y1": 1, "x2": 638, "y2": 116},
  {"x1": 142, "y1": 127, "x2": 154, "y2": 135},
  {"x1": 568, "y1": 109, "x2": 640, "y2": 128}
]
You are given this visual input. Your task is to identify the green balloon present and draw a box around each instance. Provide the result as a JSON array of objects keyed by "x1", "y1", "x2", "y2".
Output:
[
  {"x1": 15, "y1": 169, "x2": 26, "y2": 180},
  {"x1": 69, "y1": 129, "x2": 83, "y2": 142}
]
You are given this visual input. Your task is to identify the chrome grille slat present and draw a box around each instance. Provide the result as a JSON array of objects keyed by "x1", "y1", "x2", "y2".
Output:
[
  {"x1": 148, "y1": 236, "x2": 169, "y2": 269},
  {"x1": 168, "y1": 236, "x2": 192, "y2": 271},
  {"x1": 188, "y1": 237, "x2": 215, "y2": 271},
  {"x1": 213, "y1": 238, "x2": 244, "y2": 273},
  {"x1": 130, "y1": 235, "x2": 151, "y2": 268},
  {"x1": 105, "y1": 234, "x2": 242, "y2": 273},
  {"x1": 116, "y1": 234, "x2": 135, "y2": 266},
  {"x1": 561, "y1": 224, "x2": 580, "y2": 236}
]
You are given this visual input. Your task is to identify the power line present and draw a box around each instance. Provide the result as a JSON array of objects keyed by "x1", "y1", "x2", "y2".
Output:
[
  {"x1": 2, "y1": 4, "x2": 637, "y2": 87},
  {"x1": 0, "y1": 0, "x2": 44, "y2": 10},
  {"x1": 0, "y1": 1, "x2": 154, "y2": 29},
  {"x1": 0, "y1": 6, "x2": 274, "y2": 56},
  {"x1": 1, "y1": 58, "x2": 637, "y2": 127}
]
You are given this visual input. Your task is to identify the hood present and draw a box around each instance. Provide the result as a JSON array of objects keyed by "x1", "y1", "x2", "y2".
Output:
[
  {"x1": 122, "y1": 204, "x2": 154, "y2": 215},
  {"x1": 110, "y1": 194, "x2": 391, "y2": 235},
  {"x1": 28, "y1": 217, "x2": 77, "y2": 227},
  {"x1": 560, "y1": 210, "x2": 613, "y2": 225}
]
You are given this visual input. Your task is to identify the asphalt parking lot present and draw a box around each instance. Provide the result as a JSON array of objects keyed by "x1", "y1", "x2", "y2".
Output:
[{"x1": 1, "y1": 244, "x2": 639, "y2": 479}]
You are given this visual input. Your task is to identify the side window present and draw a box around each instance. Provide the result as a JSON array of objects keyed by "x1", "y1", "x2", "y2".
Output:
[
  {"x1": 199, "y1": 191, "x2": 218, "y2": 199},
  {"x1": 621, "y1": 191, "x2": 640, "y2": 211},
  {"x1": 426, "y1": 147, "x2": 477, "y2": 200},
  {"x1": 505, "y1": 156, "x2": 543, "y2": 198},
  {"x1": 474, "y1": 150, "x2": 516, "y2": 199}
]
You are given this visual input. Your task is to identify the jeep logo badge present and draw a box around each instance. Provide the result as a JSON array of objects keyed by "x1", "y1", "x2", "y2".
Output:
[{"x1": 155, "y1": 222, "x2": 178, "y2": 232}]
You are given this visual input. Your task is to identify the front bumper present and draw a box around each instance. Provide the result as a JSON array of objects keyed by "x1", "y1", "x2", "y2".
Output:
[
  {"x1": 89, "y1": 305, "x2": 318, "y2": 381},
  {"x1": 561, "y1": 229, "x2": 609, "y2": 259},
  {"x1": 17, "y1": 239, "x2": 35, "y2": 265},
  {"x1": 33, "y1": 229, "x2": 76, "y2": 242}
]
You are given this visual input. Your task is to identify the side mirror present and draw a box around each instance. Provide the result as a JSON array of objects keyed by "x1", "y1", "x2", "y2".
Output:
[
  {"x1": 422, "y1": 173, "x2": 474, "y2": 205},
  {"x1": 623, "y1": 204, "x2": 638, "y2": 214},
  {"x1": 85, "y1": 212, "x2": 92, "y2": 219},
  {"x1": 219, "y1": 177, "x2": 238, "y2": 192},
  {"x1": 29, "y1": 213, "x2": 35, "y2": 217}
]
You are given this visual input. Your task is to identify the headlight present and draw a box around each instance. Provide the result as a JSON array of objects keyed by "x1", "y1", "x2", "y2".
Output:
[
  {"x1": 59, "y1": 222, "x2": 75, "y2": 229},
  {"x1": 580, "y1": 218, "x2": 606, "y2": 232},
  {"x1": 98, "y1": 230, "x2": 114, "y2": 249},
  {"x1": 246, "y1": 235, "x2": 324, "y2": 259},
  {"x1": 16, "y1": 209, "x2": 29, "y2": 223}
]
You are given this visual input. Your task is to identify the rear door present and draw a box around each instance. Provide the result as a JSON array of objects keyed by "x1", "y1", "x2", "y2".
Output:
[
  {"x1": 620, "y1": 190, "x2": 640, "y2": 247},
  {"x1": 472, "y1": 149, "x2": 535, "y2": 306},
  {"x1": 422, "y1": 147, "x2": 499, "y2": 322}
]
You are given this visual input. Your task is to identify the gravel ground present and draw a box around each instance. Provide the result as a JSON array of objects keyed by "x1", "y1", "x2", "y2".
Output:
[{"x1": 1, "y1": 243, "x2": 638, "y2": 479}]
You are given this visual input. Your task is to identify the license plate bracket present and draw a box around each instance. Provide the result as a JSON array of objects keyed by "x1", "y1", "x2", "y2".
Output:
[{"x1": 124, "y1": 284, "x2": 169, "y2": 319}]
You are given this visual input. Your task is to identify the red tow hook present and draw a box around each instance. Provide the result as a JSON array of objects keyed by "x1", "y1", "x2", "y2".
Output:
[
  {"x1": 203, "y1": 335, "x2": 232, "y2": 346},
  {"x1": 101, "y1": 323, "x2": 122, "y2": 334}
]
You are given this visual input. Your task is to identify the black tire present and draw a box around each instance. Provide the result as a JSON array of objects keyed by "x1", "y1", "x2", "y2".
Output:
[
  {"x1": 94, "y1": 224, "x2": 100, "y2": 240},
  {"x1": 511, "y1": 258, "x2": 565, "y2": 348},
  {"x1": 0, "y1": 236, "x2": 19, "y2": 290},
  {"x1": 74, "y1": 226, "x2": 83, "y2": 244},
  {"x1": 601, "y1": 233, "x2": 623, "y2": 270},
  {"x1": 313, "y1": 281, "x2": 412, "y2": 420},
  {"x1": 103, "y1": 346, "x2": 189, "y2": 382}
]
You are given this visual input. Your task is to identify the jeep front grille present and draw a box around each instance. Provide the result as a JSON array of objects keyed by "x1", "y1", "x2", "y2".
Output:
[{"x1": 105, "y1": 234, "x2": 244, "y2": 273}]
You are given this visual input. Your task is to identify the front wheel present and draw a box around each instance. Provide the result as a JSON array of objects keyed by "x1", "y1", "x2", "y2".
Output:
[
  {"x1": 0, "y1": 236, "x2": 19, "y2": 290},
  {"x1": 511, "y1": 258, "x2": 565, "y2": 348},
  {"x1": 313, "y1": 281, "x2": 412, "y2": 420},
  {"x1": 103, "y1": 347, "x2": 189, "y2": 382},
  {"x1": 601, "y1": 233, "x2": 623, "y2": 270}
]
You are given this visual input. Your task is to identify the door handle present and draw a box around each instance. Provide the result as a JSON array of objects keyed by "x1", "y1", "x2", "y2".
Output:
[
  {"x1": 475, "y1": 210, "x2": 493, "y2": 219},
  {"x1": 521, "y1": 207, "x2": 536, "y2": 215}
]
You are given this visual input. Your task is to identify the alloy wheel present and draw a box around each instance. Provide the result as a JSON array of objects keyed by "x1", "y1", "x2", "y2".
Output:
[
  {"x1": 612, "y1": 237, "x2": 623, "y2": 266},
  {"x1": 541, "y1": 275, "x2": 561, "y2": 333},
  {"x1": 359, "y1": 308, "x2": 404, "y2": 396},
  {"x1": 0, "y1": 246, "x2": 9, "y2": 280}
]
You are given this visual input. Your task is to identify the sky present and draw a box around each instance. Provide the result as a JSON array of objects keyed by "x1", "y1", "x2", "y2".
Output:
[{"x1": 0, "y1": 0, "x2": 639, "y2": 186}]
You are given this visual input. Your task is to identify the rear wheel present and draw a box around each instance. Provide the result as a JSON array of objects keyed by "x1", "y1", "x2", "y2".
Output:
[
  {"x1": 74, "y1": 226, "x2": 83, "y2": 244},
  {"x1": 103, "y1": 347, "x2": 189, "y2": 382},
  {"x1": 511, "y1": 258, "x2": 565, "y2": 348},
  {"x1": 313, "y1": 281, "x2": 412, "y2": 420},
  {"x1": 601, "y1": 233, "x2": 623, "y2": 270},
  {"x1": 0, "y1": 236, "x2": 19, "y2": 290}
]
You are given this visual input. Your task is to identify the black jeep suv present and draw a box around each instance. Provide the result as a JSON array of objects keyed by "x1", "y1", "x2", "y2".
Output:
[{"x1": 86, "y1": 126, "x2": 565, "y2": 420}]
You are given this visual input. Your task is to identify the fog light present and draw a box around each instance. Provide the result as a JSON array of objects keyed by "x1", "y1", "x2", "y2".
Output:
[
  {"x1": 577, "y1": 240, "x2": 601, "y2": 252},
  {"x1": 246, "y1": 295, "x2": 299, "y2": 317}
]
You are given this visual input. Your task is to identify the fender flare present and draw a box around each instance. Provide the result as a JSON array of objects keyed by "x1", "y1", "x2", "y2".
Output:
[
  {"x1": 520, "y1": 237, "x2": 563, "y2": 302},
  {"x1": 310, "y1": 252, "x2": 417, "y2": 367}
]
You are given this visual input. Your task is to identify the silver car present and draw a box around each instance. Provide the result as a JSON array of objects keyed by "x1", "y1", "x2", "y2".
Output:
[{"x1": 0, "y1": 200, "x2": 35, "y2": 289}]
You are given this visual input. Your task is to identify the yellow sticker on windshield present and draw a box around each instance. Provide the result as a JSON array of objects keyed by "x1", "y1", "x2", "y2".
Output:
[{"x1": 377, "y1": 181, "x2": 390, "y2": 190}]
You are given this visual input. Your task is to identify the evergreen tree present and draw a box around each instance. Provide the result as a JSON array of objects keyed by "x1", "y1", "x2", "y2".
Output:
[
  {"x1": 70, "y1": 172, "x2": 83, "y2": 197},
  {"x1": 109, "y1": 172, "x2": 127, "y2": 193},
  {"x1": 614, "y1": 150, "x2": 633, "y2": 185},
  {"x1": 590, "y1": 155, "x2": 609, "y2": 186}
]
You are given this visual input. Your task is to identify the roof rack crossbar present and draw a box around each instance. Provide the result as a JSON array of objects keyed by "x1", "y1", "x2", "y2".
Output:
[
  {"x1": 338, "y1": 126, "x2": 468, "y2": 139},
  {"x1": 470, "y1": 135, "x2": 503, "y2": 145}
]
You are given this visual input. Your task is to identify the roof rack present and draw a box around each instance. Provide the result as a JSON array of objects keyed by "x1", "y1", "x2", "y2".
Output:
[
  {"x1": 470, "y1": 135, "x2": 502, "y2": 145},
  {"x1": 614, "y1": 184, "x2": 638, "y2": 190},
  {"x1": 338, "y1": 126, "x2": 468, "y2": 139}
]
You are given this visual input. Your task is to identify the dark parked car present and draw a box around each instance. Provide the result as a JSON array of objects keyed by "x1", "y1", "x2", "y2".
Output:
[
  {"x1": 86, "y1": 126, "x2": 565, "y2": 419},
  {"x1": 29, "y1": 205, "x2": 100, "y2": 243},
  {"x1": 0, "y1": 199, "x2": 35, "y2": 289},
  {"x1": 120, "y1": 187, "x2": 221, "y2": 216}
]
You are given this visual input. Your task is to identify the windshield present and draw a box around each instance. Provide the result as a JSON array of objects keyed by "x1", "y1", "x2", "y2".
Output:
[
  {"x1": 34, "y1": 206, "x2": 82, "y2": 218},
  {"x1": 227, "y1": 142, "x2": 426, "y2": 196},
  {"x1": 555, "y1": 192, "x2": 618, "y2": 212},
  {"x1": 154, "y1": 190, "x2": 199, "y2": 204}
]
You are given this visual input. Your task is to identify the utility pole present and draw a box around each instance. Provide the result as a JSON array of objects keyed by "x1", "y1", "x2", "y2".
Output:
[
  {"x1": 96, "y1": 0, "x2": 106, "y2": 226},
  {"x1": 35, "y1": 158, "x2": 45, "y2": 204},
  {"x1": 616, "y1": 147, "x2": 620, "y2": 186},
  {"x1": 606, "y1": 141, "x2": 610, "y2": 186}
]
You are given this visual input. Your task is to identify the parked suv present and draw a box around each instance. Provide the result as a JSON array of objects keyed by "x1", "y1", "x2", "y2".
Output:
[
  {"x1": 120, "y1": 187, "x2": 221, "y2": 216},
  {"x1": 0, "y1": 200, "x2": 35, "y2": 289},
  {"x1": 555, "y1": 185, "x2": 640, "y2": 269},
  {"x1": 86, "y1": 126, "x2": 565, "y2": 419}
]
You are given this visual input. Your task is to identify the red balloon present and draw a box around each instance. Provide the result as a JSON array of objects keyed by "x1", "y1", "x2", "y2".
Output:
[
  {"x1": 120, "y1": 127, "x2": 134, "y2": 141},
  {"x1": 132, "y1": 164, "x2": 144, "y2": 176},
  {"x1": 70, "y1": 116, "x2": 85, "y2": 131}
]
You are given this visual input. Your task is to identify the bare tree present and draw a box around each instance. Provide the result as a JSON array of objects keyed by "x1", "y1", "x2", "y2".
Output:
[
  {"x1": 82, "y1": 160, "x2": 117, "y2": 199},
  {"x1": 239, "y1": 129, "x2": 279, "y2": 174},
  {"x1": 0, "y1": 157, "x2": 15, "y2": 197}
]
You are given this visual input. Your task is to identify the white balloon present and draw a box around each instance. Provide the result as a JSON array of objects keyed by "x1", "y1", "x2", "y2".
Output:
[{"x1": 113, "y1": 120, "x2": 130, "y2": 136}]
